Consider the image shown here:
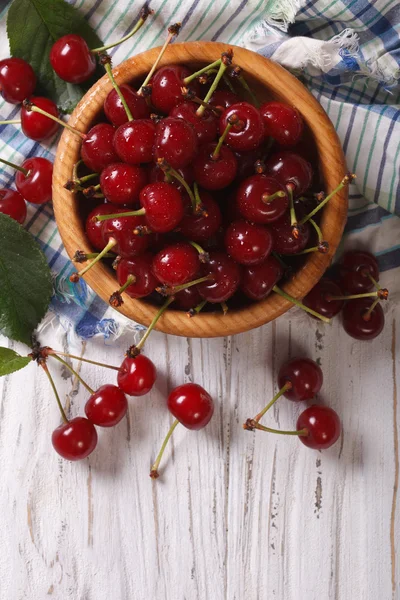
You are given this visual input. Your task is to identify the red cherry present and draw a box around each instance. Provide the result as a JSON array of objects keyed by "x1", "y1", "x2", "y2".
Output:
[
  {"x1": 151, "y1": 65, "x2": 200, "y2": 114},
  {"x1": 178, "y1": 191, "x2": 222, "y2": 242},
  {"x1": 118, "y1": 354, "x2": 157, "y2": 396},
  {"x1": 153, "y1": 117, "x2": 198, "y2": 169},
  {"x1": 302, "y1": 279, "x2": 344, "y2": 319},
  {"x1": 50, "y1": 34, "x2": 96, "y2": 84},
  {"x1": 197, "y1": 251, "x2": 241, "y2": 303},
  {"x1": 297, "y1": 405, "x2": 341, "y2": 449},
  {"x1": 81, "y1": 123, "x2": 119, "y2": 172},
  {"x1": 15, "y1": 157, "x2": 53, "y2": 204},
  {"x1": 139, "y1": 182, "x2": 184, "y2": 233},
  {"x1": 342, "y1": 297, "x2": 384, "y2": 340},
  {"x1": 241, "y1": 255, "x2": 283, "y2": 301},
  {"x1": 338, "y1": 250, "x2": 379, "y2": 294},
  {"x1": 102, "y1": 211, "x2": 151, "y2": 257},
  {"x1": 234, "y1": 147, "x2": 267, "y2": 181},
  {"x1": 0, "y1": 57, "x2": 36, "y2": 104},
  {"x1": 21, "y1": 96, "x2": 59, "y2": 141},
  {"x1": 0, "y1": 189, "x2": 27, "y2": 223},
  {"x1": 260, "y1": 102, "x2": 303, "y2": 147},
  {"x1": 219, "y1": 102, "x2": 265, "y2": 152},
  {"x1": 270, "y1": 216, "x2": 311, "y2": 254},
  {"x1": 52, "y1": 416, "x2": 97, "y2": 461},
  {"x1": 148, "y1": 163, "x2": 194, "y2": 192},
  {"x1": 225, "y1": 220, "x2": 272, "y2": 265},
  {"x1": 264, "y1": 151, "x2": 312, "y2": 195},
  {"x1": 173, "y1": 285, "x2": 202, "y2": 311},
  {"x1": 152, "y1": 242, "x2": 199, "y2": 286},
  {"x1": 86, "y1": 203, "x2": 119, "y2": 250},
  {"x1": 278, "y1": 357, "x2": 323, "y2": 402},
  {"x1": 100, "y1": 163, "x2": 148, "y2": 206},
  {"x1": 169, "y1": 101, "x2": 218, "y2": 144},
  {"x1": 209, "y1": 89, "x2": 239, "y2": 110},
  {"x1": 116, "y1": 254, "x2": 158, "y2": 298},
  {"x1": 168, "y1": 383, "x2": 214, "y2": 430},
  {"x1": 193, "y1": 142, "x2": 237, "y2": 190},
  {"x1": 85, "y1": 384, "x2": 128, "y2": 427},
  {"x1": 113, "y1": 119, "x2": 156, "y2": 165},
  {"x1": 104, "y1": 84, "x2": 150, "y2": 126},
  {"x1": 236, "y1": 174, "x2": 288, "y2": 224}
]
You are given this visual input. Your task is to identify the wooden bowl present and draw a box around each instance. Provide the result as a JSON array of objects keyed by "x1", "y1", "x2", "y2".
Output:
[{"x1": 53, "y1": 42, "x2": 347, "y2": 338}]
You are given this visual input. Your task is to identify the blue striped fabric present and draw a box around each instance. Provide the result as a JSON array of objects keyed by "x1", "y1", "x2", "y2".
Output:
[{"x1": 0, "y1": 0, "x2": 398, "y2": 338}]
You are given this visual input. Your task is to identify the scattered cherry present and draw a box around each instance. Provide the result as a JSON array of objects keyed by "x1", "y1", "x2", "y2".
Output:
[
  {"x1": 21, "y1": 96, "x2": 59, "y2": 141},
  {"x1": 0, "y1": 189, "x2": 27, "y2": 223},
  {"x1": 52, "y1": 416, "x2": 98, "y2": 461},
  {"x1": 118, "y1": 354, "x2": 157, "y2": 396},
  {"x1": 278, "y1": 357, "x2": 323, "y2": 402},
  {"x1": 342, "y1": 297, "x2": 384, "y2": 340},
  {"x1": 50, "y1": 34, "x2": 96, "y2": 84},
  {"x1": 296, "y1": 405, "x2": 341, "y2": 449},
  {"x1": 0, "y1": 57, "x2": 36, "y2": 104},
  {"x1": 303, "y1": 279, "x2": 344, "y2": 319},
  {"x1": 85, "y1": 384, "x2": 128, "y2": 427},
  {"x1": 338, "y1": 250, "x2": 379, "y2": 294},
  {"x1": 260, "y1": 102, "x2": 303, "y2": 147},
  {"x1": 168, "y1": 382, "x2": 214, "y2": 429},
  {"x1": 15, "y1": 157, "x2": 53, "y2": 204}
]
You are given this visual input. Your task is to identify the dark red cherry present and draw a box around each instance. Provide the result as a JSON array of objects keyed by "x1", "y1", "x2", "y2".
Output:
[
  {"x1": 85, "y1": 384, "x2": 128, "y2": 427},
  {"x1": 153, "y1": 117, "x2": 198, "y2": 169},
  {"x1": 100, "y1": 163, "x2": 147, "y2": 206},
  {"x1": 197, "y1": 251, "x2": 241, "y2": 303},
  {"x1": 270, "y1": 217, "x2": 310, "y2": 254},
  {"x1": 116, "y1": 254, "x2": 158, "y2": 298},
  {"x1": 21, "y1": 96, "x2": 59, "y2": 141},
  {"x1": 113, "y1": 119, "x2": 156, "y2": 165},
  {"x1": 178, "y1": 191, "x2": 222, "y2": 242},
  {"x1": 151, "y1": 65, "x2": 200, "y2": 114},
  {"x1": 102, "y1": 210, "x2": 151, "y2": 257},
  {"x1": 168, "y1": 383, "x2": 214, "y2": 430},
  {"x1": 118, "y1": 354, "x2": 157, "y2": 396},
  {"x1": 0, "y1": 189, "x2": 26, "y2": 223},
  {"x1": 0, "y1": 57, "x2": 36, "y2": 104},
  {"x1": 170, "y1": 101, "x2": 218, "y2": 144},
  {"x1": 152, "y1": 242, "x2": 199, "y2": 286},
  {"x1": 173, "y1": 285, "x2": 202, "y2": 311},
  {"x1": 264, "y1": 151, "x2": 312, "y2": 195},
  {"x1": 209, "y1": 89, "x2": 239, "y2": 110},
  {"x1": 50, "y1": 34, "x2": 96, "y2": 84},
  {"x1": 219, "y1": 102, "x2": 265, "y2": 152},
  {"x1": 338, "y1": 250, "x2": 379, "y2": 294},
  {"x1": 193, "y1": 142, "x2": 237, "y2": 190},
  {"x1": 278, "y1": 357, "x2": 323, "y2": 402},
  {"x1": 303, "y1": 279, "x2": 344, "y2": 319},
  {"x1": 52, "y1": 417, "x2": 97, "y2": 461},
  {"x1": 260, "y1": 102, "x2": 303, "y2": 147},
  {"x1": 297, "y1": 405, "x2": 341, "y2": 449},
  {"x1": 104, "y1": 84, "x2": 150, "y2": 126},
  {"x1": 225, "y1": 220, "x2": 272, "y2": 265},
  {"x1": 81, "y1": 123, "x2": 119, "y2": 172},
  {"x1": 148, "y1": 163, "x2": 194, "y2": 192},
  {"x1": 241, "y1": 255, "x2": 283, "y2": 301},
  {"x1": 15, "y1": 157, "x2": 53, "y2": 204},
  {"x1": 235, "y1": 147, "x2": 267, "y2": 181},
  {"x1": 86, "y1": 203, "x2": 119, "y2": 250},
  {"x1": 236, "y1": 174, "x2": 288, "y2": 224},
  {"x1": 140, "y1": 182, "x2": 184, "y2": 233},
  {"x1": 342, "y1": 297, "x2": 384, "y2": 340}
]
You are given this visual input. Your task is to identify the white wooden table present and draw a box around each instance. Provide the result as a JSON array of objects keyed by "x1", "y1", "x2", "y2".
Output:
[{"x1": 0, "y1": 265, "x2": 399, "y2": 600}]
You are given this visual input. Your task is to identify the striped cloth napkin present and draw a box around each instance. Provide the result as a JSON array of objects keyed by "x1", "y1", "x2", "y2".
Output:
[{"x1": 0, "y1": 0, "x2": 398, "y2": 339}]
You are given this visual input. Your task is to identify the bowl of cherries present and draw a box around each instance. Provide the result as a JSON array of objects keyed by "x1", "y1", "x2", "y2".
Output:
[{"x1": 52, "y1": 40, "x2": 349, "y2": 338}]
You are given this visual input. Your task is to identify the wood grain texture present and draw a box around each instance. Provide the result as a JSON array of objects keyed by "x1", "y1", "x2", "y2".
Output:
[{"x1": 52, "y1": 42, "x2": 348, "y2": 338}]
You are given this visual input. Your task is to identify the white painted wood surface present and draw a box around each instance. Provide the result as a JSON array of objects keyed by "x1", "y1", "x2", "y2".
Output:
[{"x1": 0, "y1": 267, "x2": 399, "y2": 600}]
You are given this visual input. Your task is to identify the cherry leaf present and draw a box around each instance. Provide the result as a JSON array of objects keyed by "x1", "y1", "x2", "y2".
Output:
[{"x1": 0, "y1": 347, "x2": 32, "y2": 377}]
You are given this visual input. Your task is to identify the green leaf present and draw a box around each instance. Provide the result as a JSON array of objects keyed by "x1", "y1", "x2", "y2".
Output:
[
  {"x1": 7, "y1": 0, "x2": 104, "y2": 113},
  {"x1": 0, "y1": 214, "x2": 53, "y2": 345},
  {"x1": 0, "y1": 347, "x2": 31, "y2": 377}
]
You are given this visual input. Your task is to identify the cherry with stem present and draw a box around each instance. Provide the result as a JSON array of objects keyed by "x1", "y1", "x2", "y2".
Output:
[
  {"x1": 229, "y1": 65, "x2": 259, "y2": 107},
  {"x1": 272, "y1": 285, "x2": 331, "y2": 323},
  {"x1": 196, "y1": 50, "x2": 233, "y2": 118},
  {"x1": 138, "y1": 23, "x2": 182, "y2": 95}
]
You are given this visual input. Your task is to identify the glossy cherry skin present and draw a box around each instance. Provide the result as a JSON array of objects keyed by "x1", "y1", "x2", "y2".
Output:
[
  {"x1": 173, "y1": 285, "x2": 202, "y2": 311},
  {"x1": 118, "y1": 354, "x2": 157, "y2": 396},
  {"x1": 270, "y1": 217, "x2": 310, "y2": 255},
  {"x1": 193, "y1": 143, "x2": 237, "y2": 190},
  {"x1": 139, "y1": 182, "x2": 184, "y2": 233},
  {"x1": 342, "y1": 297, "x2": 384, "y2": 340},
  {"x1": 152, "y1": 242, "x2": 199, "y2": 286},
  {"x1": 100, "y1": 163, "x2": 147, "y2": 206},
  {"x1": 153, "y1": 117, "x2": 198, "y2": 169},
  {"x1": 52, "y1": 417, "x2": 98, "y2": 461},
  {"x1": 148, "y1": 163, "x2": 194, "y2": 192},
  {"x1": 15, "y1": 157, "x2": 53, "y2": 204},
  {"x1": 197, "y1": 251, "x2": 241, "y2": 303},
  {"x1": 241, "y1": 255, "x2": 283, "y2": 301},
  {"x1": 50, "y1": 34, "x2": 96, "y2": 84},
  {"x1": 237, "y1": 174, "x2": 288, "y2": 224},
  {"x1": 113, "y1": 119, "x2": 156, "y2": 165},
  {"x1": 151, "y1": 65, "x2": 200, "y2": 114},
  {"x1": 219, "y1": 102, "x2": 265, "y2": 152},
  {"x1": 0, "y1": 189, "x2": 27, "y2": 223},
  {"x1": 168, "y1": 383, "x2": 214, "y2": 430},
  {"x1": 86, "y1": 203, "x2": 118, "y2": 250},
  {"x1": 116, "y1": 254, "x2": 158, "y2": 298},
  {"x1": 260, "y1": 102, "x2": 303, "y2": 147},
  {"x1": 278, "y1": 357, "x2": 323, "y2": 402},
  {"x1": 81, "y1": 123, "x2": 119, "y2": 172},
  {"x1": 178, "y1": 191, "x2": 222, "y2": 242},
  {"x1": 104, "y1": 84, "x2": 150, "y2": 126},
  {"x1": 297, "y1": 405, "x2": 341, "y2": 449},
  {"x1": 21, "y1": 96, "x2": 59, "y2": 141},
  {"x1": 338, "y1": 250, "x2": 379, "y2": 294},
  {"x1": 303, "y1": 279, "x2": 344, "y2": 319},
  {"x1": 0, "y1": 57, "x2": 36, "y2": 104},
  {"x1": 85, "y1": 384, "x2": 128, "y2": 427},
  {"x1": 264, "y1": 151, "x2": 312, "y2": 195},
  {"x1": 225, "y1": 220, "x2": 272, "y2": 265},
  {"x1": 102, "y1": 211, "x2": 151, "y2": 257},
  {"x1": 209, "y1": 90, "x2": 239, "y2": 110},
  {"x1": 169, "y1": 102, "x2": 218, "y2": 144}
]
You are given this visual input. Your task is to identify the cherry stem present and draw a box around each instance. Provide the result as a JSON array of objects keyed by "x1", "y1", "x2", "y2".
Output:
[
  {"x1": 119, "y1": 274, "x2": 136, "y2": 293},
  {"x1": 272, "y1": 285, "x2": 331, "y2": 323},
  {"x1": 73, "y1": 250, "x2": 114, "y2": 262},
  {"x1": 70, "y1": 238, "x2": 117, "y2": 280},
  {"x1": 91, "y1": 7, "x2": 152, "y2": 53},
  {"x1": 0, "y1": 119, "x2": 21, "y2": 125},
  {"x1": 252, "y1": 422, "x2": 308, "y2": 436},
  {"x1": 150, "y1": 418, "x2": 179, "y2": 479},
  {"x1": 187, "y1": 299, "x2": 207, "y2": 317},
  {"x1": 47, "y1": 349, "x2": 122, "y2": 372},
  {"x1": 363, "y1": 298, "x2": 380, "y2": 321},
  {"x1": 79, "y1": 173, "x2": 98, "y2": 184},
  {"x1": 261, "y1": 190, "x2": 285, "y2": 204},
  {"x1": 212, "y1": 120, "x2": 233, "y2": 159},
  {"x1": 157, "y1": 275, "x2": 212, "y2": 296},
  {"x1": 180, "y1": 89, "x2": 222, "y2": 115},
  {"x1": 23, "y1": 101, "x2": 86, "y2": 140},
  {"x1": 196, "y1": 52, "x2": 233, "y2": 117},
  {"x1": 0, "y1": 157, "x2": 29, "y2": 176},
  {"x1": 230, "y1": 66, "x2": 259, "y2": 107},
  {"x1": 193, "y1": 182, "x2": 208, "y2": 215},
  {"x1": 189, "y1": 240, "x2": 209, "y2": 262},
  {"x1": 102, "y1": 59, "x2": 134, "y2": 121},
  {"x1": 329, "y1": 289, "x2": 388, "y2": 302},
  {"x1": 50, "y1": 354, "x2": 94, "y2": 395},
  {"x1": 96, "y1": 207, "x2": 145, "y2": 221},
  {"x1": 287, "y1": 185, "x2": 297, "y2": 229},
  {"x1": 138, "y1": 23, "x2": 181, "y2": 94},
  {"x1": 294, "y1": 246, "x2": 322, "y2": 255},
  {"x1": 309, "y1": 218, "x2": 323, "y2": 243},
  {"x1": 221, "y1": 301, "x2": 228, "y2": 315},
  {"x1": 365, "y1": 272, "x2": 381, "y2": 291},
  {"x1": 157, "y1": 159, "x2": 196, "y2": 210},
  {"x1": 41, "y1": 363, "x2": 68, "y2": 423},
  {"x1": 183, "y1": 59, "x2": 222, "y2": 85},
  {"x1": 135, "y1": 296, "x2": 175, "y2": 352},
  {"x1": 254, "y1": 381, "x2": 292, "y2": 424},
  {"x1": 299, "y1": 173, "x2": 356, "y2": 225}
]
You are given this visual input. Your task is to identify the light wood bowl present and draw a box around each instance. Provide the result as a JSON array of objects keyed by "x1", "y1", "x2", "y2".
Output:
[{"x1": 53, "y1": 42, "x2": 347, "y2": 338}]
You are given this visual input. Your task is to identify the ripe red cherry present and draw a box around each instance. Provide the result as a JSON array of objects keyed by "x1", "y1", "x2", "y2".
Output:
[
  {"x1": 297, "y1": 405, "x2": 341, "y2": 449},
  {"x1": 342, "y1": 297, "x2": 384, "y2": 340},
  {"x1": 100, "y1": 163, "x2": 147, "y2": 206},
  {"x1": 178, "y1": 191, "x2": 222, "y2": 242},
  {"x1": 225, "y1": 220, "x2": 272, "y2": 265},
  {"x1": 219, "y1": 102, "x2": 265, "y2": 152},
  {"x1": 116, "y1": 254, "x2": 158, "y2": 298},
  {"x1": 85, "y1": 384, "x2": 128, "y2": 427},
  {"x1": 50, "y1": 34, "x2": 96, "y2": 84},
  {"x1": 173, "y1": 285, "x2": 202, "y2": 311},
  {"x1": 169, "y1": 102, "x2": 218, "y2": 144},
  {"x1": 197, "y1": 251, "x2": 241, "y2": 303},
  {"x1": 113, "y1": 119, "x2": 156, "y2": 165},
  {"x1": 139, "y1": 182, "x2": 184, "y2": 233},
  {"x1": 148, "y1": 163, "x2": 194, "y2": 191},
  {"x1": 236, "y1": 174, "x2": 288, "y2": 224},
  {"x1": 193, "y1": 142, "x2": 237, "y2": 190},
  {"x1": 0, "y1": 189, "x2": 27, "y2": 223},
  {"x1": 241, "y1": 255, "x2": 283, "y2": 301},
  {"x1": 86, "y1": 203, "x2": 118, "y2": 250},
  {"x1": 102, "y1": 211, "x2": 151, "y2": 257},
  {"x1": 264, "y1": 151, "x2": 312, "y2": 195},
  {"x1": 118, "y1": 354, "x2": 157, "y2": 396},
  {"x1": 151, "y1": 65, "x2": 200, "y2": 113},
  {"x1": 104, "y1": 84, "x2": 150, "y2": 126},
  {"x1": 260, "y1": 102, "x2": 303, "y2": 147},
  {"x1": 52, "y1": 417, "x2": 97, "y2": 460},
  {"x1": 0, "y1": 57, "x2": 36, "y2": 104},
  {"x1": 303, "y1": 279, "x2": 344, "y2": 319},
  {"x1": 209, "y1": 89, "x2": 239, "y2": 110},
  {"x1": 278, "y1": 357, "x2": 323, "y2": 402},
  {"x1": 338, "y1": 250, "x2": 379, "y2": 294},
  {"x1": 168, "y1": 383, "x2": 214, "y2": 430},
  {"x1": 21, "y1": 96, "x2": 59, "y2": 141},
  {"x1": 15, "y1": 157, "x2": 53, "y2": 204},
  {"x1": 270, "y1": 217, "x2": 310, "y2": 254},
  {"x1": 153, "y1": 117, "x2": 198, "y2": 169},
  {"x1": 81, "y1": 123, "x2": 119, "y2": 172},
  {"x1": 152, "y1": 242, "x2": 199, "y2": 286}
]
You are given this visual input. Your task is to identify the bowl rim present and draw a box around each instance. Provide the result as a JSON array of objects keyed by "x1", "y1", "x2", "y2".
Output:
[{"x1": 52, "y1": 41, "x2": 348, "y2": 338}]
